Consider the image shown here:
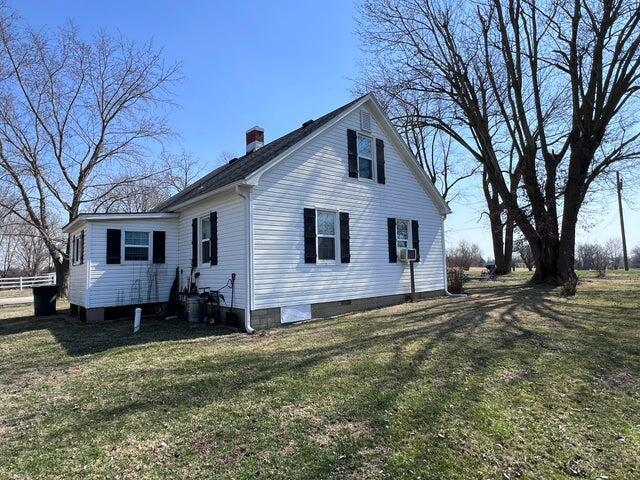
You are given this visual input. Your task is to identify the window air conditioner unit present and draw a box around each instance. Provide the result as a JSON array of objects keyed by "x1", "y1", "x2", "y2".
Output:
[{"x1": 399, "y1": 248, "x2": 417, "y2": 262}]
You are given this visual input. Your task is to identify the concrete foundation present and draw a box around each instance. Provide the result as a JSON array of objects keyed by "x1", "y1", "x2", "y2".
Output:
[
  {"x1": 250, "y1": 289, "x2": 445, "y2": 330},
  {"x1": 85, "y1": 307, "x2": 105, "y2": 323}
]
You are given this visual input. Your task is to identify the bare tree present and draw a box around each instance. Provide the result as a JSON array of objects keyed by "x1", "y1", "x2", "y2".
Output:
[
  {"x1": 0, "y1": 9, "x2": 179, "y2": 292},
  {"x1": 514, "y1": 236, "x2": 535, "y2": 271},
  {"x1": 16, "y1": 226, "x2": 49, "y2": 275},
  {"x1": 631, "y1": 245, "x2": 640, "y2": 268},
  {"x1": 359, "y1": 0, "x2": 640, "y2": 291},
  {"x1": 576, "y1": 243, "x2": 598, "y2": 270},
  {"x1": 592, "y1": 245, "x2": 610, "y2": 277},
  {"x1": 605, "y1": 238, "x2": 624, "y2": 269},
  {"x1": 447, "y1": 240, "x2": 485, "y2": 270},
  {"x1": 89, "y1": 150, "x2": 203, "y2": 213}
]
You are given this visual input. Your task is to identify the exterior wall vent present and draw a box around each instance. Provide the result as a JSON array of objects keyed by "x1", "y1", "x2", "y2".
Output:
[{"x1": 360, "y1": 110, "x2": 372, "y2": 132}]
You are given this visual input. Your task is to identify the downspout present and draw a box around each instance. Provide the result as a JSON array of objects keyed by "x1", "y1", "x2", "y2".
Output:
[
  {"x1": 441, "y1": 214, "x2": 467, "y2": 297},
  {"x1": 236, "y1": 185, "x2": 255, "y2": 333}
]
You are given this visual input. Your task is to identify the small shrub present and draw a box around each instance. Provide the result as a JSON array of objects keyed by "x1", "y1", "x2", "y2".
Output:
[
  {"x1": 592, "y1": 245, "x2": 609, "y2": 277},
  {"x1": 447, "y1": 267, "x2": 465, "y2": 294}
]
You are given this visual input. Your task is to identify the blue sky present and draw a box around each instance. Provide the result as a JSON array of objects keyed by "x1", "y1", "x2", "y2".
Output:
[{"x1": 16, "y1": 0, "x2": 639, "y2": 258}]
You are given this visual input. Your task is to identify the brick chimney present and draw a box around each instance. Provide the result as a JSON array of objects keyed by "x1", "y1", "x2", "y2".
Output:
[{"x1": 246, "y1": 126, "x2": 264, "y2": 153}]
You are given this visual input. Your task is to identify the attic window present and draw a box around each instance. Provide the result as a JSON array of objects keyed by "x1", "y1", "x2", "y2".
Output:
[
  {"x1": 360, "y1": 110, "x2": 372, "y2": 132},
  {"x1": 357, "y1": 133, "x2": 374, "y2": 180}
]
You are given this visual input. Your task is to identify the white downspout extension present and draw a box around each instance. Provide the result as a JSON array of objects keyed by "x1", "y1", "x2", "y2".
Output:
[
  {"x1": 441, "y1": 214, "x2": 467, "y2": 298},
  {"x1": 236, "y1": 185, "x2": 255, "y2": 333}
]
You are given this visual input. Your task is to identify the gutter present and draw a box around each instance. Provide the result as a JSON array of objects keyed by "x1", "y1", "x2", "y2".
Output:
[
  {"x1": 62, "y1": 212, "x2": 179, "y2": 233},
  {"x1": 235, "y1": 185, "x2": 255, "y2": 334},
  {"x1": 159, "y1": 180, "x2": 252, "y2": 213},
  {"x1": 440, "y1": 215, "x2": 467, "y2": 298}
]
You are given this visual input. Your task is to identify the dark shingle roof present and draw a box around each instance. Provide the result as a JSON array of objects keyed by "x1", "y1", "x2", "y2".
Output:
[{"x1": 154, "y1": 94, "x2": 368, "y2": 211}]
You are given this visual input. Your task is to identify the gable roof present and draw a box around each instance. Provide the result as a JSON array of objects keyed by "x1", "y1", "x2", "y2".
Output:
[
  {"x1": 154, "y1": 94, "x2": 451, "y2": 215},
  {"x1": 154, "y1": 94, "x2": 369, "y2": 212}
]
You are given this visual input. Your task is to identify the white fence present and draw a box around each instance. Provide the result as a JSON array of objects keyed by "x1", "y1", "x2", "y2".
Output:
[{"x1": 0, "y1": 273, "x2": 56, "y2": 290}]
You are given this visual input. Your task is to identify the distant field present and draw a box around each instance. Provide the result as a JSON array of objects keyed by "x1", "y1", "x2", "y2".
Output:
[{"x1": 0, "y1": 270, "x2": 638, "y2": 479}]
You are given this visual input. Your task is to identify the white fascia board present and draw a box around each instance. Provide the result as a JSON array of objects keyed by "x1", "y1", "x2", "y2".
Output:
[
  {"x1": 166, "y1": 180, "x2": 255, "y2": 212},
  {"x1": 62, "y1": 212, "x2": 179, "y2": 233}
]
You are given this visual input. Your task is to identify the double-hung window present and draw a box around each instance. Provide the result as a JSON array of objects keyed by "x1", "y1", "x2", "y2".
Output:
[
  {"x1": 71, "y1": 235, "x2": 80, "y2": 265},
  {"x1": 357, "y1": 133, "x2": 374, "y2": 180},
  {"x1": 124, "y1": 231, "x2": 149, "y2": 261},
  {"x1": 396, "y1": 219, "x2": 410, "y2": 251},
  {"x1": 317, "y1": 210, "x2": 337, "y2": 261},
  {"x1": 201, "y1": 216, "x2": 211, "y2": 264}
]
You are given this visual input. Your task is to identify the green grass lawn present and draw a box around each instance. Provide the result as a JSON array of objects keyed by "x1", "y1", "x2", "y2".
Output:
[{"x1": 0, "y1": 271, "x2": 638, "y2": 479}]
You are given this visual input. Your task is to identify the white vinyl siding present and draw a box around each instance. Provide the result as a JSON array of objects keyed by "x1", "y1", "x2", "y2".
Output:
[
  {"x1": 86, "y1": 218, "x2": 178, "y2": 308},
  {"x1": 68, "y1": 226, "x2": 87, "y2": 307},
  {"x1": 251, "y1": 106, "x2": 445, "y2": 309},
  {"x1": 177, "y1": 192, "x2": 246, "y2": 309}
]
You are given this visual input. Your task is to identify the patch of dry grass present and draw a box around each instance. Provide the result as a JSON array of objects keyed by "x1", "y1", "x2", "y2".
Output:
[
  {"x1": 0, "y1": 288, "x2": 33, "y2": 299},
  {"x1": 0, "y1": 270, "x2": 638, "y2": 479}
]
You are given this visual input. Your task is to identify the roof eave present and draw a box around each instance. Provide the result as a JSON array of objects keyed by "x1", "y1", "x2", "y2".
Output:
[
  {"x1": 62, "y1": 212, "x2": 179, "y2": 233},
  {"x1": 160, "y1": 180, "x2": 254, "y2": 212}
]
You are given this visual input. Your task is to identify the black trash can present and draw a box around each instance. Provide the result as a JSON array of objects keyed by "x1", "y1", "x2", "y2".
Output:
[{"x1": 33, "y1": 285, "x2": 58, "y2": 316}]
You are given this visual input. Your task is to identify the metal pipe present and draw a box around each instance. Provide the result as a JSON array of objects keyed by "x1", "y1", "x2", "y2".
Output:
[{"x1": 236, "y1": 185, "x2": 255, "y2": 334}]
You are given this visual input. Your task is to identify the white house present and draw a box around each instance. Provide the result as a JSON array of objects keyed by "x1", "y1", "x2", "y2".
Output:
[{"x1": 62, "y1": 94, "x2": 452, "y2": 331}]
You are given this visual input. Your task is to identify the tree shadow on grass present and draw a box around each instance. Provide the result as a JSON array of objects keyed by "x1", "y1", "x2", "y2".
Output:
[
  {"x1": 0, "y1": 310, "x2": 235, "y2": 357},
  {"x1": 6, "y1": 279, "x2": 640, "y2": 478}
]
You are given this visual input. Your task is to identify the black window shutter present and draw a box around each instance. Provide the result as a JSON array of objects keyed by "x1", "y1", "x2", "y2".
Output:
[
  {"x1": 340, "y1": 212, "x2": 350, "y2": 263},
  {"x1": 376, "y1": 138, "x2": 386, "y2": 184},
  {"x1": 303, "y1": 208, "x2": 317, "y2": 264},
  {"x1": 411, "y1": 220, "x2": 420, "y2": 262},
  {"x1": 80, "y1": 230, "x2": 85, "y2": 264},
  {"x1": 210, "y1": 211, "x2": 218, "y2": 266},
  {"x1": 347, "y1": 129, "x2": 358, "y2": 178},
  {"x1": 70, "y1": 235, "x2": 75, "y2": 263},
  {"x1": 106, "y1": 229, "x2": 121, "y2": 264},
  {"x1": 191, "y1": 218, "x2": 198, "y2": 267},
  {"x1": 153, "y1": 231, "x2": 166, "y2": 264},
  {"x1": 387, "y1": 218, "x2": 397, "y2": 263}
]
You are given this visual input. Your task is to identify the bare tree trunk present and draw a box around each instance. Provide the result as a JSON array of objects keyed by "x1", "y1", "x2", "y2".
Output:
[
  {"x1": 483, "y1": 169, "x2": 512, "y2": 275},
  {"x1": 55, "y1": 255, "x2": 69, "y2": 296},
  {"x1": 504, "y1": 214, "x2": 514, "y2": 272}
]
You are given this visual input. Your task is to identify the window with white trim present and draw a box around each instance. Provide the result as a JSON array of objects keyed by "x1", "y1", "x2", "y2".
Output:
[
  {"x1": 317, "y1": 210, "x2": 336, "y2": 261},
  {"x1": 396, "y1": 219, "x2": 410, "y2": 250},
  {"x1": 357, "y1": 133, "x2": 374, "y2": 180},
  {"x1": 124, "y1": 231, "x2": 149, "y2": 261},
  {"x1": 201, "y1": 216, "x2": 211, "y2": 264}
]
